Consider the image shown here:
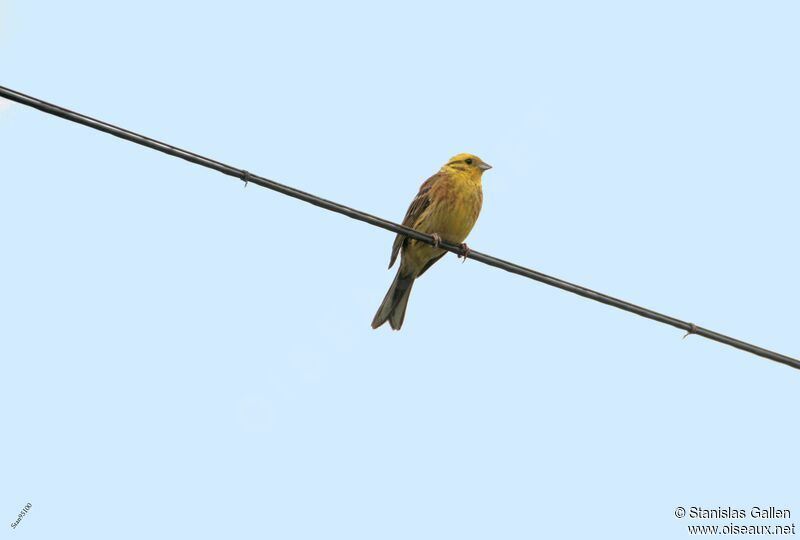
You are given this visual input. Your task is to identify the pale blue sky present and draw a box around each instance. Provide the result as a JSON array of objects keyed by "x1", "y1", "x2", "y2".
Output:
[{"x1": 1, "y1": 1, "x2": 799, "y2": 538}]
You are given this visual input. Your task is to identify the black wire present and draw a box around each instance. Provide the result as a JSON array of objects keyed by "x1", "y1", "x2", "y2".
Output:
[{"x1": 1, "y1": 84, "x2": 797, "y2": 371}]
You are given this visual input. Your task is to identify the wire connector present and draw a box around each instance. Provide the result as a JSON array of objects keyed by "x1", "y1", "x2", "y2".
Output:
[
  {"x1": 683, "y1": 323, "x2": 698, "y2": 339},
  {"x1": 241, "y1": 169, "x2": 251, "y2": 188}
]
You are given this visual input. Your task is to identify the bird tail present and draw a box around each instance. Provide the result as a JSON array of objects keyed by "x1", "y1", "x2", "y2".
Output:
[{"x1": 371, "y1": 270, "x2": 415, "y2": 330}]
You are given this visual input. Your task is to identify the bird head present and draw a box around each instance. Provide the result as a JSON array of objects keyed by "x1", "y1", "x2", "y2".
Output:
[{"x1": 442, "y1": 153, "x2": 492, "y2": 175}]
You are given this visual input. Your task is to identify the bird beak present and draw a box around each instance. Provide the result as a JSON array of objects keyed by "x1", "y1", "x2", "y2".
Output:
[{"x1": 478, "y1": 162, "x2": 492, "y2": 171}]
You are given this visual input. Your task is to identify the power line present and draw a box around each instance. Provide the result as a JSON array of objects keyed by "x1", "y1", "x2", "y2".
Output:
[{"x1": 1, "y1": 84, "x2": 797, "y2": 371}]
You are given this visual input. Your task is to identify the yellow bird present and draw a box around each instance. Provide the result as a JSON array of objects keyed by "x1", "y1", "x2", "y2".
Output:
[{"x1": 371, "y1": 153, "x2": 491, "y2": 330}]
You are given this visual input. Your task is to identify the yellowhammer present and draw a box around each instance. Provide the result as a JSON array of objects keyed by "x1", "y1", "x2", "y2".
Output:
[{"x1": 371, "y1": 153, "x2": 491, "y2": 330}]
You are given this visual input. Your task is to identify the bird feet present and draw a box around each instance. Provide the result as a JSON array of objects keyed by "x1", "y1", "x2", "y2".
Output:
[
  {"x1": 458, "y1": 242, "x2": 471, "y2": 263},
  {"x1": 430, "y1": 234, "x2": 468, "y2": 262}
]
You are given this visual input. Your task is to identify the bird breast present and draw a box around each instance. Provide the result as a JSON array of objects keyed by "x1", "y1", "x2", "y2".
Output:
[{"x1": 424, "y1": 176, "x2": 483, "y2": 244}]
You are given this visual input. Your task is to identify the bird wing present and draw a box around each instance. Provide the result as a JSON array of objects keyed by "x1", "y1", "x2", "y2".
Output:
[{"x1": 388, "y1": 172, "x2": 442, "y2": 268}]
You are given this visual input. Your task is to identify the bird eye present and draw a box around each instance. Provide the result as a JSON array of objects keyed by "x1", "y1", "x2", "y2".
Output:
[{"x1": 465, "y1": 158, "x2": 473, "y2": 165}]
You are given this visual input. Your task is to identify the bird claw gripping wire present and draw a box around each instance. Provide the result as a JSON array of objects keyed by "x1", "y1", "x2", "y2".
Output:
[
  {"x1": 429, "y1": 234, "x2": 470, "y2": 262},
  {"x1": 458, "y1": 243, "x2": 471, "y2": 263},
  {"x1": 241, "y1": 170, "x2": 251, "y2": 188},
  {"x1": 683, "y1": 323, "x2": 698, "y2": 339}
]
